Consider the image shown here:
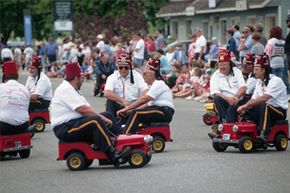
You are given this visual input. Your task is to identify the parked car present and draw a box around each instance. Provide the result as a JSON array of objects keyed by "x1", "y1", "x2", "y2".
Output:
[{"x1": 163, "y1": 40, "x2": 192, "y2": 54}]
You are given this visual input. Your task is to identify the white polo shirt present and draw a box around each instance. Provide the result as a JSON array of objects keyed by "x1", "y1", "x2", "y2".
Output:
[
  {"x1": 210, "y1": 67, "x2": 246, "y2": 97},
  {"x1": 25, "y1": 72, "x2": 52, "y2": 100},
  {"x1": 1, "y1": 48, "x2": 14, "y2": 60},
  {"x1": 105, "y1": 70, "x2": 148, "y2": 102},
  {"x1": 252, "y1": 74, "x2": 288, "y2": 110},
  {"x1": 50, "y1": 80, "x2": 89, "y2": 127},
  {"x1": 0, "y1": 80, "x2": 30, "y2": 125},
  {"x1": 147, "y1": 80, "x2": 174, "y2": 109},
  {"x1": 133, "y1": 39, "x2": 145, "y2": 60},
  {"x1": 194, "y1": 35, "x2": 206, "y2": 54},
  {"x1": 245, "y1": 73, "x2": 257, "y2": 95}
]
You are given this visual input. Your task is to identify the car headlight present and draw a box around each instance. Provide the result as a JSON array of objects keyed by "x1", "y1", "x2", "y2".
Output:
[
  {"x1": 144, "y1": 135, "x2": 153, "y2": 143},
  {"x1": 232, "y1": 125, "x2": 239, "y2": 132},
  {"x1": 217, "y1": 124, "x2": 223, "y2": 132}
]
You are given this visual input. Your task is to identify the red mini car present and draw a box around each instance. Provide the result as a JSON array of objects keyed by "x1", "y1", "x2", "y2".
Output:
[
  {"x1": 202, "y1": 103, "x2": 219, "y2": 126},
  {"x1": 136, "y1": 122, "x2": 172, "y2": 153},
  {"x1": 210, "y1": 120, "x2": 289, "y2": 153},
  {"x1": 29, "y1": 109, "x2": 50, "y2": 132},
  {"x1": 57, "y1": 134, "x2": 153, "y2": 171},
  {"x1": 0, "y1": 132, "x2": 32, "y2": 160}
]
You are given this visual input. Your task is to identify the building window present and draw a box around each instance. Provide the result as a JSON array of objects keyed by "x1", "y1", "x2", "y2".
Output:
[
  {"x1": 247, "y1": 16, "x2": 256, "y2": 25},
  {"x1": 265, "y1": 15, "x2": 276, "y2": 36},
  {"x1": 220, "y1": 19, "x2": 227, "y2": 44},
  {"x1": 202, "y1": 20, "x2": 209, "y2": 39},
  {"x1": 186, "y1": 20, "x2": 192, "y2": 37},
  {"x1": 172, "y1": 21, "x2": 178, "y2": 38},
  {"x1": 231, "y1": 17, "x2": 240, "y2": 27}
]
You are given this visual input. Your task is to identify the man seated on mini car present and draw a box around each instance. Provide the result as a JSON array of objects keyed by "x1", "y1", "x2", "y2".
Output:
[
  {"x1": 50, "y1": 62, "x2": 129, "y2": 165},
  {"x1": 104, "y1": 53, "x2": 148, "y2": 124},
  {"x1": 210, "y1": 49, "x2": 246, "y2": 123},
  {"x1": 117, "y1": 58, "x2": 175, "y2": 134},
  {"x1": 0, "y1": 61, "x2": 30, "y2": 135},
  {"x1": 25, "y1": 56, "x2": 52, "y2": 111},
  {"x1": 237, "y1": 54, "x2": 288, "y2": 142}
]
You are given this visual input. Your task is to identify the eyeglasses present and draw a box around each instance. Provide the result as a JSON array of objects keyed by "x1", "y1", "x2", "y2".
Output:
[{"x1": 118, "y1": 66, "x2": 129, "y2": 70}]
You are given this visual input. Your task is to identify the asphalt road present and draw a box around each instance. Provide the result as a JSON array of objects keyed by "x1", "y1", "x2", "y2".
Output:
[{"x1": 1, "y1": 71, "x2": 290, "y2": 193}]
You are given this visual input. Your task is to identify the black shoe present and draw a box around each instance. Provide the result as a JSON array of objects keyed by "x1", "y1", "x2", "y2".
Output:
[
  {"x1": 106, "y1": 146, "x2": 131, "y2": 167},
  {"x1": 257, "y1": 136, "x2": 267, "y2": 144},
  {"x1": 208, "y1": 132, "x2": 219, "y2": 139}
]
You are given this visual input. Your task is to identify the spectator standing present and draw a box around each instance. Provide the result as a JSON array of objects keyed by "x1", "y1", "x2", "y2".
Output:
[
  {"x1": 187, "y1": 34, "x2": 197, "y2": 64},
  {"x1": 232, "y1": 24, "x2": 241, "y2": 58},
  {"x1": 238, "y1": 26, "x2": 254, "y2": 63},
  {"x1": 155, "y1": 29, "x2": 166, "y2": 50},
  {"x1": 132, "y1": 33, "x2": 145, "y2": 68},
  {"x1": 226, "y1": 29, "x2": 237, "y2": 58},
  {"x1": 264, "y1": 26, "x2": 285, "y2": 79},
  {"x1": 155, "y1": 49, "x2": 170, "y2": 76},
  {"x1": 284, "y1": 14, "x2": 290, "y2": 101},
  {"x1": 1, "y1": 46, "x2": 13, "y2": 62},
  {"x1": 251, "y1": 32, "x2": 265, "y2": 55},
  {"x1": 194, "y1": 28, "x2": 207, "y2": 63},
  {"x1": 44, "y1": 37, "x2": 58, "y2": 72},
  {"x1": 172, "y1": 43, "x2": 187, "y2": 66},
  {"x1": 254, "y1": 22, "x2": 268, "y2": 46}
]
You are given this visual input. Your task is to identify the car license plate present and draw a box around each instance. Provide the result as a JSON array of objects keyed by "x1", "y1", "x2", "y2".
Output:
[
  {"x1": 222, "y1": 134, "x2": 230, "y2": 140},
  {"x1": 15, "y1": 141, "x2": 22, "y2": 148}
]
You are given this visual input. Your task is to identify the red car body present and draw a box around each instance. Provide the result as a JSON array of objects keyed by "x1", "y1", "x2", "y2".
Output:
[
  {"x1": 137, "y1": 123, "x2": 172, "y2": 153},
  {"x1": 211, "y1": 120, "x2": 289, "y2": 153},
  {"x1": 0, "y1": 132, "x2": 32, "y2": 159},
  {"x1": 57, "y1": 134, "x2": 153, "y2": 170}
]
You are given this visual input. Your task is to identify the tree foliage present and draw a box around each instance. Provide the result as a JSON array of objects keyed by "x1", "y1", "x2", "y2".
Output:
[{"x1": 0, "y1": 0, "x2": 168, "y2": 44}]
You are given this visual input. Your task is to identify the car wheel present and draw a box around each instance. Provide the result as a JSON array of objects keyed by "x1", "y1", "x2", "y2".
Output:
[
  {"x1": 212, "y1": 142, "x2": 227, "y2": 152},
  {"x1": 152, "y1": 136, "x2": 165, "y2": 153},
  {"x1": 33, "y1": 119, "x2": 46, "y2": 132},
  {"x1": 239, "y1": 136, "x2": 254, "y2": 153},
  {"x1": 19, "y1": 149, "x2": 30, "y2": 158},
  {"x1": 66, "y1": 152, "x2": 86, "y2": 171},
  {"x1": 274, "y1": 134, "x2": 288, "y2": 151},
  {"x1": 203, "y1": 113, "x2": 213, "y2": 126},
  {"x1": 128, "y1": 149, "x2": 147, "y2": 168}
]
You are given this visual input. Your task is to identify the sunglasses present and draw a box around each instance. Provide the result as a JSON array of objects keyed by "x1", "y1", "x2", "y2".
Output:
[
  {"x1": 118, "y1": 66, "x2": 129, "y2": 70},
  {"x1": 243, "y1": 31, "x2": 249, "y2": 34}
]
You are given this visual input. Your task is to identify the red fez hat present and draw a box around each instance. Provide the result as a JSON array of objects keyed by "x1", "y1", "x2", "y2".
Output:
[
  {"x1": 65, "y1": 62, "x2": 81, "y2": 79},
  {"x1": 145, "y1": 58, "x2": 160, "y2": 72},
  {"x1": 254, "y1": 54, "x2": 270, "y2": 68},
  {"x1": 218, "y1": 49, "x2": 230, "y2": 63},
  {"x1": 117, "y1": 53, "x2": 131, "y2": 66},
  {"x1": 244, "y1": 53, "x2": 255, "y2": 65},
  {"x1": 28, "y1": 55, "x2": 42, "y2": 69},
  {"x1": 3, "y1": 61, "x2": 18, "y2": 76}
]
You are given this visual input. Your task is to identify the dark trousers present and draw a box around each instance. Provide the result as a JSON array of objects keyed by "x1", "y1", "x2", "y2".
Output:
[
  {"x1": 214, "y1": 95, "x2": 238, "y2": 123},
  {"x1": 0, "y1": 121, "x2": 29, "y2": 135},
  {"x1": 124, "y1": 106, "x2": 174, "y2": 134},
  {"x1": 106, "y1": 99, "x2": 128, "y2": 125},
  {"x1": 245, "y1": 103, "x2": 287, "y2": 136},
  {"x1": 29, "y1": 99, "x2": 50, "y2": 112},
  {"x1": 53, "y1": 112, "x2": 120, "y2": 152}
]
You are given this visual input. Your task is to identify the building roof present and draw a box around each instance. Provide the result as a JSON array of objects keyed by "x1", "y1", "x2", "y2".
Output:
[
  {"x1": 157, "y1": 0, "x2": 273, "y2": 17},
  {"x1": 157, "y1": 0, "x2": 194, "y2": 17}
]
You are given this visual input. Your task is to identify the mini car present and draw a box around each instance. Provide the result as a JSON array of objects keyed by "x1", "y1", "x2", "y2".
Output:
[
  {"x1": 202, "y1": 102, "x2": 219, "y2": 126},
  {"x1": 137, "y1": 122, "x2": 172, "y2": 153},
  {"x1": 57, "y1": 134, "x2": 153, "y2": 171},
  {"x1": 29, "y1": 109, "x2": 50, "y2": 132},
  {"x1": 210, "y1": 120, "x2": 289, "y2": 153},
  {"x1": 0, "y1": 132, "x2": 32, "y2": 160}
]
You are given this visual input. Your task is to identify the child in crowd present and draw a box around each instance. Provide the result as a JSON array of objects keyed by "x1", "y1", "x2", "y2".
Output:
[{"x1": 165, "y1": 63, "x2": 181, "y2": 88}]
